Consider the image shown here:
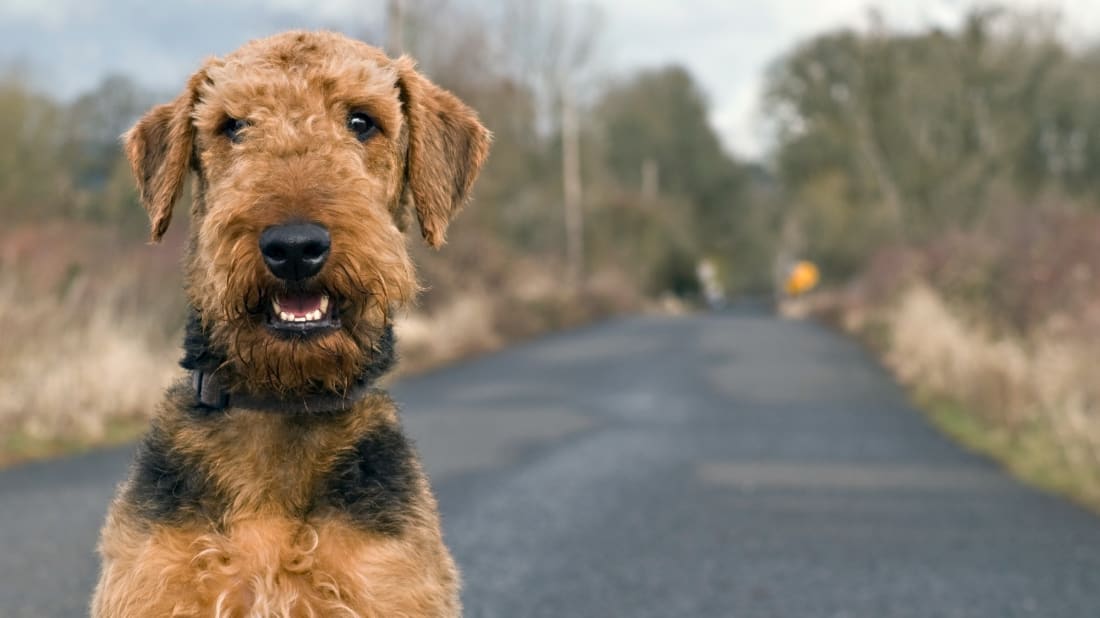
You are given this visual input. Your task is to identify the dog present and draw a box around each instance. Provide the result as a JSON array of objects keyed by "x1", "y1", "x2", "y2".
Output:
[{"x1": 92, "y1": 30, "x2": 490, "y2": 617}]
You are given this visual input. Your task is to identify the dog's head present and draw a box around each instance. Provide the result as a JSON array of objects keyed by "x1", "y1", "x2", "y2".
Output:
[{"x1": 126, "y1": 31, "x2": 490, "y2": 395}]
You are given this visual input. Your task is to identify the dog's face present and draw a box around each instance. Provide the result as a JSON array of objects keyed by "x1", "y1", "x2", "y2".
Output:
[{"x1": 125, "y1": 31, "x2": 489, "y2": 394}]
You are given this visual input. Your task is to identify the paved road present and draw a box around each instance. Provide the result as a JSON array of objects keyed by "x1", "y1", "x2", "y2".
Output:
[{"x1": 3, "y1": 311, "x2": 1100, "y2": 617}]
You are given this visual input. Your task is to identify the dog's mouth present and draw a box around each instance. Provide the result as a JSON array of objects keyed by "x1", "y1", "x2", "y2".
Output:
[{"x1": 266, "y1": 291, "x2": 341, "y2": 334}]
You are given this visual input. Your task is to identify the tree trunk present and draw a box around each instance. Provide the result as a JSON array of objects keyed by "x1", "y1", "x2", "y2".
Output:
[{"x1": 561, "y1": 83, "x2": 584, "y2": 287}]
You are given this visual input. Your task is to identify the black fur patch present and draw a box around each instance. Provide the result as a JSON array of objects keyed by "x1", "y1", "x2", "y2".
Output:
[
  {"x1": 124, "y1": 417, "x2": 219, "y2": 524},
  {"x1": 359, "y1": 323, "x2": 397, "y2": 385},
  {"x1": 323, "y1": 423, "x2": 419, "y2": 536},
  {"x1": 180, "y1": 309, "x2": 223, "y2": 374}
]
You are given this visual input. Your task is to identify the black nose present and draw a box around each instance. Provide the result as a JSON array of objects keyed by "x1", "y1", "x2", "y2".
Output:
[{"x1": 259, "y1": 223, "x2": 331, "y2": 281}]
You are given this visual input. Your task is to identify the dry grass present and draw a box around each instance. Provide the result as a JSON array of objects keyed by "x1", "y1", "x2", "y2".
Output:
[
  {"x1": 396, "y1": 293, "x2": 502, "y2": 372},
  {"x1": 396, "y1": 264, "x2": 642, "y2": 374},
  {"x1": 824, "y1": 228, "x2": 1100, "y2": 510},
  {"x1": 397, "y1": 224, "x2": 643, "y2": 373},
  {"x1": 0, "y1": 223, "x2": 190, "y2": 462},
  {"x1": 0, "y1": 270, "x2": 180, "y2": 462}
]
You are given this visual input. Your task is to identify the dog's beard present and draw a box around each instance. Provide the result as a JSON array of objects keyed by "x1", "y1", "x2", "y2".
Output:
[{"x1": 209, "y1": 288, "x2": 392, "y2": 396}]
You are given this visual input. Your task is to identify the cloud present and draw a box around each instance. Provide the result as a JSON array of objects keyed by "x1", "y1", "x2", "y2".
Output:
[
  {"x1": 0, "y1": 0, "x2": 381, "y2": 99},
  {"x1": 1, "y1": 0, "x2": 75, "y2": 27}
]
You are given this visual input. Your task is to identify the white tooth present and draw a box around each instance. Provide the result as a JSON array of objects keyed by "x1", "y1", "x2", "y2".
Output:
[
  {"x1": 273, "y1": 299, "x2": 282, "y2": 313},
  {"x1": 280, "y1": 311, "x2": 293, "y2": 321},
  {"x1": 294, "y1": 316, "x2": 307, "y2": 322},
  {"x1": 313, "y1": 310, "x2": 323, "y2": 321},
  {"x1": 319, "y1": 296, "x2": 329, "y2": 313}
]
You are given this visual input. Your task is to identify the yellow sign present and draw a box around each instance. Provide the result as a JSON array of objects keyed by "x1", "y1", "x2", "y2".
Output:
[{"x1": 785, "y1": 260, "x2": 820, "y2": 296}]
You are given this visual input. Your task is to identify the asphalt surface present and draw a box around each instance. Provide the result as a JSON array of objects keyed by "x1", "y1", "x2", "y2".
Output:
[{"x1": 3, "y1": 310, "x2": 1100, "y2": 617}]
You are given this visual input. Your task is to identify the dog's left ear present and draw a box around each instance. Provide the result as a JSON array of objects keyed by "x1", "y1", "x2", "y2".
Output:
[
  {"x1": 397, "y1": 58, "x2": 491, "y2": 248},
  {"x1": 123, "y1": 69, "x2": 205, "y2": 243}
]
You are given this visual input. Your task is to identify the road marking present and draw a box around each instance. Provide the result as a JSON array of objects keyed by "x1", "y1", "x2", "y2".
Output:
[{"x1": 698, "y1": 461, "x2": 1010, "y2": 491}]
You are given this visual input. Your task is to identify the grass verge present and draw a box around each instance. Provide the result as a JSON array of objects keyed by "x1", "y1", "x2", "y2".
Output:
[
  {"x1": 0, "y1": 418, "x2": 149, "y2": 468},
  {"x1": 921, "y1": 392, "x2": 1100, "y2": 512}
]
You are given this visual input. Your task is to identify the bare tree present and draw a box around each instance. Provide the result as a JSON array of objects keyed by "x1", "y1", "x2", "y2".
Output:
[
  {"x1": 641, "y1": 158, "x2": 659, "y2": 203},
  {"x1": 493, "y1": 0, "x2": 603, "y2": 285},
  {"x1": 561, "y1": 81, "x2": 584, "y2": 286}
]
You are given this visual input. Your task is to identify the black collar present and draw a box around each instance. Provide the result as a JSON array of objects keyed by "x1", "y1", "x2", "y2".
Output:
[{"x1": 191, "y1": 368, "x2": 377, "y2": 413}]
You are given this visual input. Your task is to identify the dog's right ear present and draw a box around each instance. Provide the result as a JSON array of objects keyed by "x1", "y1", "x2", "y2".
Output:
[{"x1": 123, "y1": 70, "x2": 204, "y2": 243}]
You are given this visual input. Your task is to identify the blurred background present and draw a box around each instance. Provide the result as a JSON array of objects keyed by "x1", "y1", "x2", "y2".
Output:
[{"x1": 2, "y1": 0, "x2": 1100, "y2": 510}]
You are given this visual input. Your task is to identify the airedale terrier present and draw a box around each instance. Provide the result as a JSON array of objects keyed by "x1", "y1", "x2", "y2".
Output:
[{"x1": 92, "y1": 31, "x2": 490, "y2": 617}]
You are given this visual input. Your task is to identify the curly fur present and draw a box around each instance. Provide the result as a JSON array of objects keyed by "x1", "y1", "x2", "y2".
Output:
[{"x1": 92, "y1": 30, "x2": 490, "y2": 617}]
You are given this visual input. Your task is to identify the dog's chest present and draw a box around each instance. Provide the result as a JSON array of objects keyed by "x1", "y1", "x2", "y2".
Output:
[
  {"x1": 162, "y1": 516, "x2": 411, "y2": 617},
  {"x1": 115, "y1": 407, "x2": 439, "y2": 616},
  {"x1": 128, "y1": 407, "x2": 421, "y2": 533}
]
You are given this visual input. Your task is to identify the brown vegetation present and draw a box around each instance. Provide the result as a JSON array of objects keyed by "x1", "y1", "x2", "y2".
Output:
[
  {"x1": 814, "y1": 209, "x2": 1100, "y2": 509},
  {"x1": 0, "y1": 223, "x2": 181, "y2": 446}
]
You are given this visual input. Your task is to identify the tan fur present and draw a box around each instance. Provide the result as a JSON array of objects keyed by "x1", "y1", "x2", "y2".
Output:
[{"x1": 94, "y1": 30, "x2": 490, "y2": 617}]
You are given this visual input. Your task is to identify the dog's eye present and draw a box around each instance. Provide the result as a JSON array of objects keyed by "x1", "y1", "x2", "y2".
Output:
[
  {"x1": 221, "y1": 117, "x2": 249, "y2": 143},
  {"x1": 347, "y1": 111, "x2": 378, "y2": 142}
]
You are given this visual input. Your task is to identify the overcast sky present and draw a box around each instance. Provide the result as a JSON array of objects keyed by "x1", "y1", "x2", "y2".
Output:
[{"x1": 1, "y1": 0, "x2": 1096, "y2": 159}]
